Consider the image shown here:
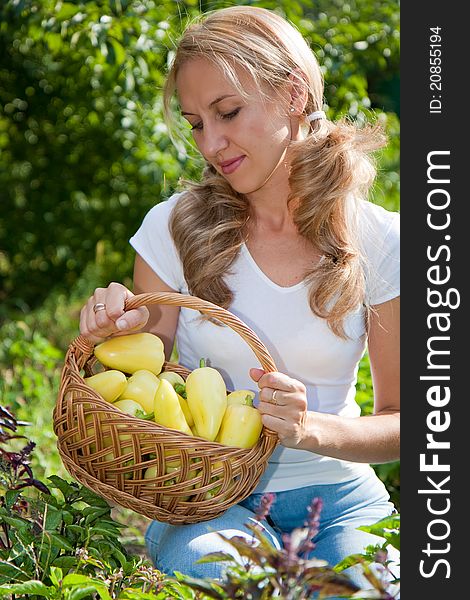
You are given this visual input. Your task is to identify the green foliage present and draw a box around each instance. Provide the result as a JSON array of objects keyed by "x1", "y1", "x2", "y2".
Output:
[
  {"x1": 1, "y1": 0, "x2": 399, "y2": 319},
  {"x1": 0, "y1": 0, "x2": 191, "y2": 316},
  {"x1": 0, "y1": 413, "x2": 196, "y2": 598},
  {"x1": 0, "y1": 476, "x2": 197, "y2": 598},
  {"x1": 0, "y1": 320, "x2": 66, "y2": 480},
  {"x1": 358, "y1": 513, "x2": 400, "y2": 552},
  {"x1": 1, "y1": 476, "x2": 135, "y2": 584},
  {"x1": 334, "y1": 513, "x2": 400, "y2": 597},
  {"x1": 0, "y1": 321, "x2": 62, "y2": 408}
]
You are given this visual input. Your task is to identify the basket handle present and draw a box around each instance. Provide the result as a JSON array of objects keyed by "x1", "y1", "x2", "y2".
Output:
[{"x1": 124, "y1": 292, "x2": 278, "y2": 374}]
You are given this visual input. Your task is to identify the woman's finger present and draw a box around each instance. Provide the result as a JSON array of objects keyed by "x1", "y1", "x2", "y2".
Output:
[
  {"x1": 79, "y1": 283, "x2": 149, "y2": 343},
  {"x1": 259, "y1": 386, "x2": 285, "y2": 406}
]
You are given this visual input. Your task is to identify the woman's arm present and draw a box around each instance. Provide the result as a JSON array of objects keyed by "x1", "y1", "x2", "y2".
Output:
[
  {"x1": 253, "y1": 296, "x2": 400, "y2": 464},
  {"x1": 133, "y1": 254, "x2": 180, "y2": 360}
]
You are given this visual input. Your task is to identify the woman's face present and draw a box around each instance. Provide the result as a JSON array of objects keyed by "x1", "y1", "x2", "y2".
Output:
[{"x1": 176, "y1": 58, "x2": 296, "y2": 198}]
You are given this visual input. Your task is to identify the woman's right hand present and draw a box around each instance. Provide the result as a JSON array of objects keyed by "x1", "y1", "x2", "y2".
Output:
[{"x1": 79, "y1": 282, "x2": 150, "y2": 344}]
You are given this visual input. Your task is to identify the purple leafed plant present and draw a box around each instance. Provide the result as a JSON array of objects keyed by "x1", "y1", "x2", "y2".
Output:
[
  {"x1": 0, "y1": 405, "x2": 50, "y2": 497},
  {"x1": 181, "y1": 493, "x2": 365, "y2": 599}
]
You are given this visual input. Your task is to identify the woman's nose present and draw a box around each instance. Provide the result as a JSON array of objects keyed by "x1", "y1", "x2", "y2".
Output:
[{"x1": 200, "y1": 124, "x2": 229, "y2": 159}]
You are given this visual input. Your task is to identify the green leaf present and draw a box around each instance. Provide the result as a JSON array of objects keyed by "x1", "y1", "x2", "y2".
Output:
[
  {"x1": 0, "y1": 560, "x2": 29, "y2": 581},
  {"x1": 91, "y1": 518, "x2": 125, "y2": 530},
  {"x1": 78, "y1": 487, "x2": 110, "y2": 508},
  {"x1": 112, "y1": 547, "x2": 129, "y2": 568},
  {"x1": 68, "y1": 586, "x2": 105, "y2": 600},
  {"x1": 4, "y1": 490, "x2": 21, "y2": 509},
  {"x1": 55, "y1": 3, "x2": 81, "y2": 22},
  {"x1": 173, "y1": 573, "x2": 226, "y2": 599},
  {"x1": 62, "y1": 510, "x2": 74, "y2": 525},
  {"x1": 360, "y1": 513, "x2": 400, "y2": 532},
  {"x1": 88, "y1": 526, "x2": 120, "y2": 538},
  {"x1": 105, "y1": 40, "x2": 116, "y2": 65},
  {"x1": 110, "y1": 39, "x2": 126, "y2": 67},
  {"x1": 62, "y1": 574, "x2": 98, "y2": 586},
  {"x1": 196, "y1": 552, "x2": 235, "y2": 564},
  {"x1": 45, "y1": 32, "x2": 63, "y2": 54},
  {"x1": 0, "y1": 515, "x2": 29, "y2": 529},
  {"x1": 44, "y1": 505, "x2": 63, "y2": 530},
  {"x1": 83, "y1": 505, "x2": 110, "y2": 519},
  {"x1": 64, "y1": 524, "x2": 85, "y2": 538},
  {"x1": 48, "y1": 476, "x2": 79, "y2": 500},
  {"x1": 47, "y1": 532, "x2": 75, "y2": 552},
  {"x1": 358, "y1": 513, "x2": 400, "y2": 550},
  {"x1": 334, "y1": 552, "x2": 365, "y2": 572},
  {"x1": 0, "y1": 580, "x2": 53, "y2": 597},
  {"x1": 49, "y1": 565, "x2": 63, "y2": 587},
  {"x1": 120, "y1": 592, "x2": 172, "y2": 600},
  {"x1": 62, "y1": 575, "x2": 112, "y2": 600}
]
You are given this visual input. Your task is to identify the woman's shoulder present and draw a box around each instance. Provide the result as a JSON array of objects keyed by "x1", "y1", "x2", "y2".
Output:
[
  {"x1": 356, "y1": 200, "x2": 400, "y2": 304},
  {"x1": 142, "y1": 191, "x2": 186, "y2": 222},
  {"x1": 358, "y1": 199, "x2": 400, "y2": 235},
  {"x1": 357, "y1": 200, "x2": 399, "y2": 257}
]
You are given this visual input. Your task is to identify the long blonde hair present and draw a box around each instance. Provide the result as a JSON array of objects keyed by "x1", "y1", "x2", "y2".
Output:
[{"x1": 164, "y1": 6, "x2": 386, "y2": 337}]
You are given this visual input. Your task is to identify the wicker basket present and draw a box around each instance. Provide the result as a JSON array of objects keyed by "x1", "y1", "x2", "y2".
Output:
[{"x1": 54, "y1": 292, "x2": 279, "y2": 524}]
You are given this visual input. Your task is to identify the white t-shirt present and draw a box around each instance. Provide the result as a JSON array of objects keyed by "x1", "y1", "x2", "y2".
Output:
[{"x1": 129, "y1": 193, "x2": 400, "y2": 493}]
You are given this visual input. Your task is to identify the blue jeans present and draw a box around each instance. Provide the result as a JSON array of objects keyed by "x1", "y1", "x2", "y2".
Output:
[{"x1": 145, "y1": 469, "x2": 399, "y2": 592}]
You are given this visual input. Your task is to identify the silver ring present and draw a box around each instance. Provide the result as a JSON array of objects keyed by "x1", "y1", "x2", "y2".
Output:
[
  {"x1": 271, "y1": 389, "x2": 278, "y2": 404},
  {"x1": 93, "y1": 302, "x2": 106, "y2": 314}
]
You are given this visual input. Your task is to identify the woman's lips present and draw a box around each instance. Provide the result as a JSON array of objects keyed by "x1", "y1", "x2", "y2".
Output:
[{"x1": 219, "y1": 156, "x2": 245, "y2": 174}]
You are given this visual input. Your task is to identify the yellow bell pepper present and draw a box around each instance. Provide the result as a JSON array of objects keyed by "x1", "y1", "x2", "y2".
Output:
[
  {"x1": 226, "y1": 389, "x2": 256, "y2": 406},
  {"x1": 153, "y1": 378, "x2": 192, "y2": 435},
  {"x1": 177, "y1": 393, "x2": 194, "y2": 427},
  {"x1": 157, "y1": 371, "x2": 193, "y2": 426},
  {"x1": 113, "y1": 398, "x2": 146, "y2": 417},
  {"x1": 84, "y1": 370, "x2": 127, "y2": 403},
  {"x1": 158, "y1": 371, "x2": 186, "y2": 387},
  {"x1": 185, "y1": 360, "x2": 227, "y2": 441},
  {"x1": 94, "y1": 332, "x2": 165, "y2": 376},
  {"x1": 216, "y1": 397, "x2": 263, "y2": 449},
  {"x1": 119, "y1": 369, "x2": 160, "y2": 414}
]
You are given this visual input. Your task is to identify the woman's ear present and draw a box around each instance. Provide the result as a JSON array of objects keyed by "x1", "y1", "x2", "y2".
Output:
[{"x1": 288, "y1": 68, "x2": 309, "y2": 116}]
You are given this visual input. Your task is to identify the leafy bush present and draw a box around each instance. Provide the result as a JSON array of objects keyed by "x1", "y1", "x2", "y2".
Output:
[
  {"x1": 0, "y1": 0, "x2": 399, "y2": 318},
  {"x1": 0, "y1": 321, "x2": 66, "y2": 480}
]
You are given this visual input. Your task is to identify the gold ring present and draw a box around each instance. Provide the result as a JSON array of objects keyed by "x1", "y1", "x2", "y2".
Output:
[
  {"x1": 93, "y1": 302, "x2": 106, "y2": 314},
  {"x1": 271, "y1": 389, "x2": 278, "y2": 404}
]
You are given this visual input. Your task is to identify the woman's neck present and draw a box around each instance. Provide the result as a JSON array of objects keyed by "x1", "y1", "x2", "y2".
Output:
[{"x1": 245, "y1": 177, "x2": 294, "y2": 232}]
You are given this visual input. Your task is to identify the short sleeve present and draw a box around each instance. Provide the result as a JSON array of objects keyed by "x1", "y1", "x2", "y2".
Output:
[
  {"x1": 360, "y1": 203, "x2": 400, "y2": 306},
  {"x1": 129, "y1": 193, "x2": 186, "y2": 292}
]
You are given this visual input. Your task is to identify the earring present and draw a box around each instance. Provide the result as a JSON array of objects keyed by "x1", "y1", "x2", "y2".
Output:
[{"x1": 290, "y1": 107, "x2": 295, "y2": 113}]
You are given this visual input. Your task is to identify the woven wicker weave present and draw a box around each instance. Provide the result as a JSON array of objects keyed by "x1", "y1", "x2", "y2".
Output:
[{"x1": 54, "y1": 292, "x2": 279, "y2": 524}]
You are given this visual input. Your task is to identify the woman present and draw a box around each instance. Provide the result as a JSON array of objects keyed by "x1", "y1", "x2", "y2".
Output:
[{"x1": 80, "y1": 5, "x2": 400, "y2": 590}]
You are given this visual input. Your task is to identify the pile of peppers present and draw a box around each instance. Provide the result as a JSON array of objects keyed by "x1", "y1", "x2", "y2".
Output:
[{"x1": 86, "y1": 333, "x2": 263, "y2": 449}]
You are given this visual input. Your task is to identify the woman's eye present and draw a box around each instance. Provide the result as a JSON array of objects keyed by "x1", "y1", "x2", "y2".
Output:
[
  {"x1": 221, "y1": 108, "x2": 240, "y2": 120},
  {"x1": 189, "y1": 108, "x2": 240, "y2": 131}
]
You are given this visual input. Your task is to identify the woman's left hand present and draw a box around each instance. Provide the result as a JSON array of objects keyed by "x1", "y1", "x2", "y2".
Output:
[{"x1": 250, "y1": 368, "x2": 311, "y2": 449}]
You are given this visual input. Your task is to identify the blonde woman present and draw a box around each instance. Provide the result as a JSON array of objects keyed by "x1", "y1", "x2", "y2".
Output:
[{"x1": 80, "y1": 5, "x2": 400, "y2": 589}]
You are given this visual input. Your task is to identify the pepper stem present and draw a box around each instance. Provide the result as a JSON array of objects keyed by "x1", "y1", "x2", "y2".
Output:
[{"x1": 199, "y1": 358, "x2": 206, "y2": 368}]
